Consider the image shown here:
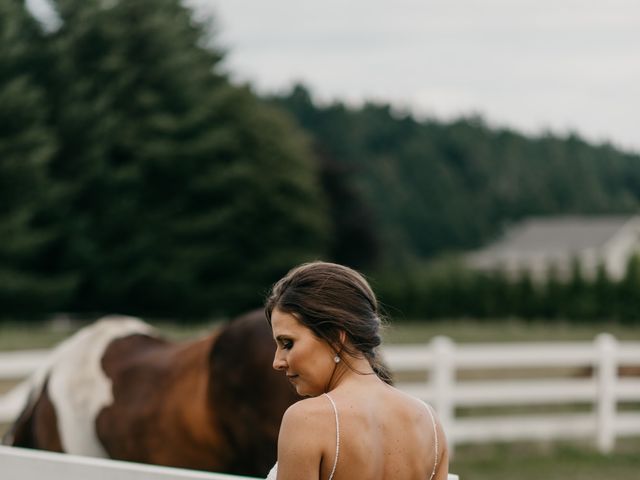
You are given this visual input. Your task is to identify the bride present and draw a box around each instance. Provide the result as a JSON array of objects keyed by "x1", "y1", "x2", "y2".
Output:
[{"x1": 264, "y1": 261, "x2": 448, "y2": 480}]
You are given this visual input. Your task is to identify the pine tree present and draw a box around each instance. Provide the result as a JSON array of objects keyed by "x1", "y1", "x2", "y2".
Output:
[
  {"x1": 42, "y1": 0, "x2": 327, "y2": 317},
  {"x1": 618, "y1": 254, "x2": 640, "y2": 322},
  {"x1": 270, "y1": 85, "x2": 380, "y2": 269},
  {"x1": 0, "y1": 0, "x2": 74, "y2": 315}
]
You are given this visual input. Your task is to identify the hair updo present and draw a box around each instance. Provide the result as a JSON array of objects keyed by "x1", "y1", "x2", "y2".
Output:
[{"x1": 265, "y1": 261, "x2": 392, "y2": 385}]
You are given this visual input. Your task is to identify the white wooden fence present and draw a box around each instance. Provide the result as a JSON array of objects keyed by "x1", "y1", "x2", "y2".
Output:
[
  {"x1": 0, "y1": 445, "x2": 253, "y2": 480},
  {"x1": 384, "y1": 333, "x2": 640, "y2": 454},
  {"x1": 0, "y1": 445, "x2": 460, "y2": 479},
  {"x1": 2, "y1": 334, "x2": 640, "y2": 456}
]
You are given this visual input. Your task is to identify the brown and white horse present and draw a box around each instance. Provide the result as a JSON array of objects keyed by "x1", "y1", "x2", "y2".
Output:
[{"x1": 2, "y1": 310, "x2": 299, "y2": 477}]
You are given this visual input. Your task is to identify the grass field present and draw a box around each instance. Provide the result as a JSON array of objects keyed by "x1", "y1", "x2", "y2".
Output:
[
  {"x1": 2, "y1": 316, "x2": 639, "y2": 350},
  {"x1": 451, "y1": 438, "x2": 640, "y2": 480},
  {"x1": 382, "y1": 317, "x2": 640, "y2": 343},
  {"x1": 1, "y1": 317, "x2": 639, "y2": 479}
]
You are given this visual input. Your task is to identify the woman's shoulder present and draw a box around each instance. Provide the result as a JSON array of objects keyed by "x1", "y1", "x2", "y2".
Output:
[
  {"x1": 277, "y1": 395, "x2": 336, "y2": 465},
  {"x1": 386, "y1": 385, "x2": 434, "y2": 414},
  {"x1": 281, "y1": 395, "x2": 334, "y2": 428}
]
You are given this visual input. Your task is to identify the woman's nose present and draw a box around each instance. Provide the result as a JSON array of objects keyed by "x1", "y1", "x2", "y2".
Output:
[{"x1": 273, "y1": 350, "x2": 286, "y2": 371}]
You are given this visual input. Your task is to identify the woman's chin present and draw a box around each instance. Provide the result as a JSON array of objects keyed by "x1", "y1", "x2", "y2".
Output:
[
  {"x1": 296, "y1": 386, "x2": 321, "y2": 397},
  {"x1": 290, "y1": 378, "x2": 321, "y2": 397},
  {"x1": 296, "y1": 386, "x2": 310, "y2": 396},
  {"x1": 292, "y1": 383, "x2": 312, "y2": 397}
]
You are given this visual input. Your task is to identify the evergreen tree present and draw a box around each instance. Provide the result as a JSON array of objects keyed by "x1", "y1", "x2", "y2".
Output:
[
  {"x1": 272, "y1": 85, "x2": 379, "y2": 269},
  {"x1": 565, "y1": 257, "x2": 596, "y2": 319},
  {"x1": 0, "y1": 0, "x2": 74, "y2": 314},
  {"x1": 618, "y1": 254, "x2": 640, "y2": 322},
  {"x1": 542, "y1": 263, "x2": 563, "y2": 318},
  {"x1": 41, "y1": 0, "x2": 327, "y2": 317},
  {"x1": 593, "y1": 262, "x2": 614, "y2": 320}
]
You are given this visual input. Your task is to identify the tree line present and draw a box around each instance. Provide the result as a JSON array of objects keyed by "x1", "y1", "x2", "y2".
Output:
[
  {"x1": 2, "y1": 0, "x2": 640, "y2": 321},
  {"x1": 373, "y1": 256, "x2": 640, "y2": 323},
  {"x1": 270, "y1": 85, "x2": 640, "y2": 270}
]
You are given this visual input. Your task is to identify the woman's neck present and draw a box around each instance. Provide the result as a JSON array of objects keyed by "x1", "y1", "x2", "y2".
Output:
[{"x1": 327, "y1": 354, "x2": 378, "y2": 391}]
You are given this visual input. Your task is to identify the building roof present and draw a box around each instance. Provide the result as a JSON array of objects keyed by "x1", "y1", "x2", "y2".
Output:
[
  {"x1": 469, "y1": 215, "x2": 638, "y2": 265},
  {"x1": 488, "y1": 216, "x2": 632, "y2": 252}
]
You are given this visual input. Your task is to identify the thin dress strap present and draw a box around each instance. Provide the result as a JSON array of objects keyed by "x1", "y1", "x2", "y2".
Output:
[
  {"x1": 424, "y1": 402, "x2": 439, "y2": 480},
  {"x1": 323, "y1": 393, "x2": 340, "y2": 480}
]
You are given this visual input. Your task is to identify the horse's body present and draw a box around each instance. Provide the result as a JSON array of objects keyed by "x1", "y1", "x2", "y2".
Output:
[{"x1": 3, "y1": 311, "x2": 298, "y2": 476}]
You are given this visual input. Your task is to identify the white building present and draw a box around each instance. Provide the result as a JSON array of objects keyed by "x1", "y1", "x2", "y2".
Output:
[{"x1": 466, "y1": 215, "x2": 640, "y2": 280}]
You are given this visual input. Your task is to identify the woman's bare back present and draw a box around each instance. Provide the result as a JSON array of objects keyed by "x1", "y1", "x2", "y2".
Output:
[{"x1": 320, "y1": 382, "x2": 448, "y2": 480}]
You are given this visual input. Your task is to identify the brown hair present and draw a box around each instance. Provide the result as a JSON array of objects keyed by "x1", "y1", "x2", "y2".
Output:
[{"x1": 265, "y1": 261, "x2": 393, "y2": 385}]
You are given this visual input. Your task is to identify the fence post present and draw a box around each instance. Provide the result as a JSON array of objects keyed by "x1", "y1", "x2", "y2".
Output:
[
  {"x1": 595, "y1": 333, "x2": 617, "y2": 453},
  {"x1": 431, "y1": 336, "x2": 455, "y2": 455}
]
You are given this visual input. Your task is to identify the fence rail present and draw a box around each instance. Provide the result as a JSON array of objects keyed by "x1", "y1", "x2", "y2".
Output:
[
  {"x1": 0, "y1": 445, "x2": 459, "y2": 480},
  {"x1": 383, "y1": 333, "x2": 640, "y2": 453},
  {"x1": 0, "y1": 445, "x2": 257, "y2": 480},
  {"x1": 2, "y1": 334, "x2": 640, "y2": 454}
]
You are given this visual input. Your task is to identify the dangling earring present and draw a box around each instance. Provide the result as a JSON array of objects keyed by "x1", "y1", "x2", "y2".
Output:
[{"x1": 334, "y1": 355, "x2": 341, "y2": 363}]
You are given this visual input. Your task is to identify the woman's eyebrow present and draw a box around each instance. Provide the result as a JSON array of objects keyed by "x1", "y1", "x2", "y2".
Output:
[{"x1": 274, "y1": 334, "x2": 293, "y2": 342}]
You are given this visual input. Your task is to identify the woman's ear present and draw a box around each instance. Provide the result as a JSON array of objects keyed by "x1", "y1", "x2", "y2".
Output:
[{"x1": 330, "y1": 330, "x2": 348, "y2": 354}]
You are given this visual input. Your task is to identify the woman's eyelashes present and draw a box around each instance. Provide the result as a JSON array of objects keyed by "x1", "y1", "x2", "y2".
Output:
[{"x1": 282, "y1": 339, "x2": 293, "y2": 350}]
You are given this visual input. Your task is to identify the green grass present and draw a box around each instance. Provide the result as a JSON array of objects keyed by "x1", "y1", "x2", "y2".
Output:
[
  {"x1": 0, "y1": 319, "x2": 222, "y2": 351},
  {"x1": 0, "y1": 322, "x2": 75, "y2": 351},
  {"x1": 451, "y1": 439, "x2": 640, "y2": 480},
  {"x1": 2, "y1": 316, "x2": 639, "y2": 350},
  {"x1": 382, "y1": 318, "x2": 640, "y2": 344}
]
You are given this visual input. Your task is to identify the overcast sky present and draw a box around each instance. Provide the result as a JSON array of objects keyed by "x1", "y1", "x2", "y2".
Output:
[{"x1": 188, "y1": 0, "x2": 640, "y2": 153}]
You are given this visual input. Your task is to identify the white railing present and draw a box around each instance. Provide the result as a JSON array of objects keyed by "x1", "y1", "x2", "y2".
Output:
[
  {"x1": 0, "y1": 445, "x2": 257, "y2": 479},
  {"x1": 0, "y1": 445, "x2": 459, "y2": 479},
  {"x1": 383, "y1": 333, "x2": 640, "y2": 454},
  {"x1": 0, "y1": 349, "x2": 48, "y2": 424},
  {"x1": 2, "y1": 334, "x2": 640, "y2": 455}
]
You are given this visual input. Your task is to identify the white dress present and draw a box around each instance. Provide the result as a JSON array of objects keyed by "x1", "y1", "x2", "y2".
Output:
[{"x1": 265, "y1": 463, "x2": 278, "y2": 480}]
